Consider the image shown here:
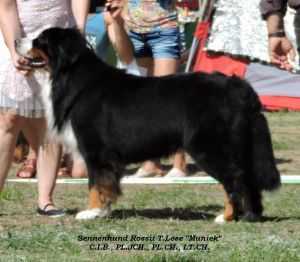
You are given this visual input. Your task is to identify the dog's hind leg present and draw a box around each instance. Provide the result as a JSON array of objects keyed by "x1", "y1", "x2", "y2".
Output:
[
  {"x1": 215, "y1": 187, "x2": 248, "y2": 224},
  {"x1": 215, "y1": 186, "x2": 234, "y2": 224},
  {"x1": 214, "y1": 168, "x2": 246, "y2": 224},
  {"x1": 186, "y1": 140, "x2": 246, "y2": 224},
  {"x1": 241, "y1": 184, "x2": 263, "y2": 222}
]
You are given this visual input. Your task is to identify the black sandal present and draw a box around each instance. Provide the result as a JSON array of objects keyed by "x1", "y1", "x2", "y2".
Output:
[{"x1": 37, "y1": 203, "x2": 65, "y2": 218}]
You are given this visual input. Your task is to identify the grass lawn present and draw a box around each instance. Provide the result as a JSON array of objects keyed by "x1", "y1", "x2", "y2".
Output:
[{"x1": 0, "y1": 112, "x2": 300, "y2": 262}]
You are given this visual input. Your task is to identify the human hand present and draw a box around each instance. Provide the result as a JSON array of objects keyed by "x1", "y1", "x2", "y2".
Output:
[
  {"x1": 104, "y1": 0, "x2": 124, "y2": 26},
  {"x1": 268, "y1": 36, "x2": 296, "y2": 71},
  {"x1": 10, "y1": 50, "x2": 32, "y2": 76}
]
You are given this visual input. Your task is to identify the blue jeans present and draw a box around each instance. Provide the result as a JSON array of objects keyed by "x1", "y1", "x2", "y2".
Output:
[{"x1": 128, "y1": 27, "x2": 181, "y2": 59}]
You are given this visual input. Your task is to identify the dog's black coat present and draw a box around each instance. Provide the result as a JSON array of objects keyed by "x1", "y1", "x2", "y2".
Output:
[{"x1": 33, "y1": 28, "x2": 280, "y2": 220}]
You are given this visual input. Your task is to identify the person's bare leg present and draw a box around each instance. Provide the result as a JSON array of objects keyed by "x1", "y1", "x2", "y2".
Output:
[
  {"x1": 0, "y1": 113, "x2": 22, "y2": 190},
  {"x1": 37, "y1": 141, "x2": 61, "y2": 209},
  {"x1": 153, "y1": 58, "x2": 179, "y2": 77},
  {"x1": 136, "y1": 57, "x2": 154, "y2": 76},
  {"x1": 22, "y1": 124, "x2": 38, "y2": 160},
  {"x1": 173, "y1": 149, "x2": 186, "y2": 170},
  {"x1": 72, "y1": 157, "x2": 87, "y2": 178},
  {"x1": 28, "y1": 118, "x2": 62, "y2": 210},
  {"x1": 26, "y1": 146, "x2": 36, "y2": 160}
]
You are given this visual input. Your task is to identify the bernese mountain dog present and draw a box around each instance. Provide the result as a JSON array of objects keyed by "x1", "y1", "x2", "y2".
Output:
[{"x1": 25, "y1": 27, "x2": 280, "y2": 222}]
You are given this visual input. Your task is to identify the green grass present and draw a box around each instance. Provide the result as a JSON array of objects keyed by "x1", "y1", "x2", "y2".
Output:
[
  {"x1": 0, "y1": 112, "x2": 300, "y2": 261},
  {"x1": 0, "y1": 184, "x2": 300, "y2": 261},
  {"x1": 266, "y1": 112, "x2": 300, "y2": 175}
]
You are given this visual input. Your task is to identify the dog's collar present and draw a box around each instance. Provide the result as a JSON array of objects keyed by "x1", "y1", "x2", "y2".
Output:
[{"x1": 26, "y1": 57, "x2": 47, "y2": 68}]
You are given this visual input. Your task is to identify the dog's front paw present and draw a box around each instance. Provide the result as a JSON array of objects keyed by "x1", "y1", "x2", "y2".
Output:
[
  {"x1": 75, "y1": 207, "x2": 111, "y2": 220},
  {"x1": 214, "y1": 214, "x2": 227, "y2": 224}
]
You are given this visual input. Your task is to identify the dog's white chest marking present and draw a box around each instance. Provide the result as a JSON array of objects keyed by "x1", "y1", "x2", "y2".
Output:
[
  {"x1": 61, "y1": 122, "x2": 79, "y2": 153},
  {"x1": 37, "y1": 72, "x2": 80, "y2": 157},
  {"x1": 39, "y1": 74, "x2": 55, "y2": 132}
]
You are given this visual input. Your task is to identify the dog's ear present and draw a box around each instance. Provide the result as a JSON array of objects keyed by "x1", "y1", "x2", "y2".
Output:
[{"x1": 54, "y1": 29, "x2": 88, "y2": 71}]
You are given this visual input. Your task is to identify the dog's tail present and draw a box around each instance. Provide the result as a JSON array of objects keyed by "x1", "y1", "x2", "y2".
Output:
[{"x1": 228, "y1": 76, "x2": 281, "y2": 191}]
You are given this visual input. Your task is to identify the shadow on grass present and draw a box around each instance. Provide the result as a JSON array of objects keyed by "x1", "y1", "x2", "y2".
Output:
[
  {"x1": 0, "y1": 208, "x2": 80, "y2": 217},
  {"x1": 261, "y1": 216, "x2": 300, "y2": 222},
  {"x1": 61, "y1": 208, "x2": 300, "y2": 223},
  {"x1": 110, "y1": 205, "x2": 222, "y2": 220},
  {"x1": 275, "y1": 158, "x2": 293, "y2": 165},
  {"x1": 65, "y1": 208, "x2": 79, "y2": 215}
]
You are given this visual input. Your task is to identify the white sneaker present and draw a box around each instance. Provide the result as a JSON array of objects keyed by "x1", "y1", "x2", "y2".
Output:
[{"x1": 165, "y1": 168, "x2": 187, "y2": 177}]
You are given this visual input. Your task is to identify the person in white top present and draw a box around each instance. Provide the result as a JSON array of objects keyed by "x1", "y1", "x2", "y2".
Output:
[{"x1": 0, "y1": 0, "x2": 90, "y2": 217}]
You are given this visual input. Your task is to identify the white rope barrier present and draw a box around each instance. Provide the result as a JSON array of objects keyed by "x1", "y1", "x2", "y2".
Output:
[{"x1": 7, "y1": 175, "x2": 300, "y2": 184}]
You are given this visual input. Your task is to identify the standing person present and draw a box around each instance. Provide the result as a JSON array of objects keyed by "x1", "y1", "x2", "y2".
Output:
[
  {"x1": 124, "y1": 0, "x2": 187, "y2": 177},
  {"x1": 260, "y1": 0, "x2": 299, "y2": 70},
  {"x1": 0, "y1": 0, "x2": 90, "y2": 216},
  {"x1": 62, "y1": 0, "x2": 137, "y2": 179},
  {"x1": 104, "y1": 0, "x2": 136, "y2": 67}
]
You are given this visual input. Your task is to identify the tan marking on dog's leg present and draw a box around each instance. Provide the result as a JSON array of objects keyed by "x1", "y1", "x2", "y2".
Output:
[
  {"x1": 215, "y1": 186, "x2": 234, "y2": 224},
  {"x1": 76, "y1": 184, "x2": 118, "y2": 220},
  {"x1": 76, "y1": 178, "x2": 121, "y2": 220},
  {"x1": 88, "y1": 186, "x2": 102, "y2": 209},
  {"x1": 223, "y1": 191, "x2": 234, "y2": 221},
  {"x1": 88, "y1": 184, "x2": 118, "y2": 209}
]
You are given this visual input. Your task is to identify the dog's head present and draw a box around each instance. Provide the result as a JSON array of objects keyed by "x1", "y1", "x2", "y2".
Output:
[
  {"x1": 15, "y1": 38, "x2": 47, "y2": 68},
  {"x1": 31, "y1": 27, "x2": 89, "y2": 74}
]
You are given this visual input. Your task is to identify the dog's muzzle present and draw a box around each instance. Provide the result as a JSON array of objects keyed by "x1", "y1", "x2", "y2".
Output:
[{"x1": 15, "y1": 38, "x2": 47, "y2": 68}]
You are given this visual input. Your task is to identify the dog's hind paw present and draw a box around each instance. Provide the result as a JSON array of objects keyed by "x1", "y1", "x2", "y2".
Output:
[
  {"x1": 75, "y1": 207, "x2": 111, "y2": 220},
  {"x1": 214, "y1": 214, "x2": 227, "y2": 224}
]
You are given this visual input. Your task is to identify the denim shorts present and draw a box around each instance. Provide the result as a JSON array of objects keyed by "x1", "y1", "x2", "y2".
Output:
[{"x1": 128, "y1": 27, "x2": 181, "y2": 59}]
